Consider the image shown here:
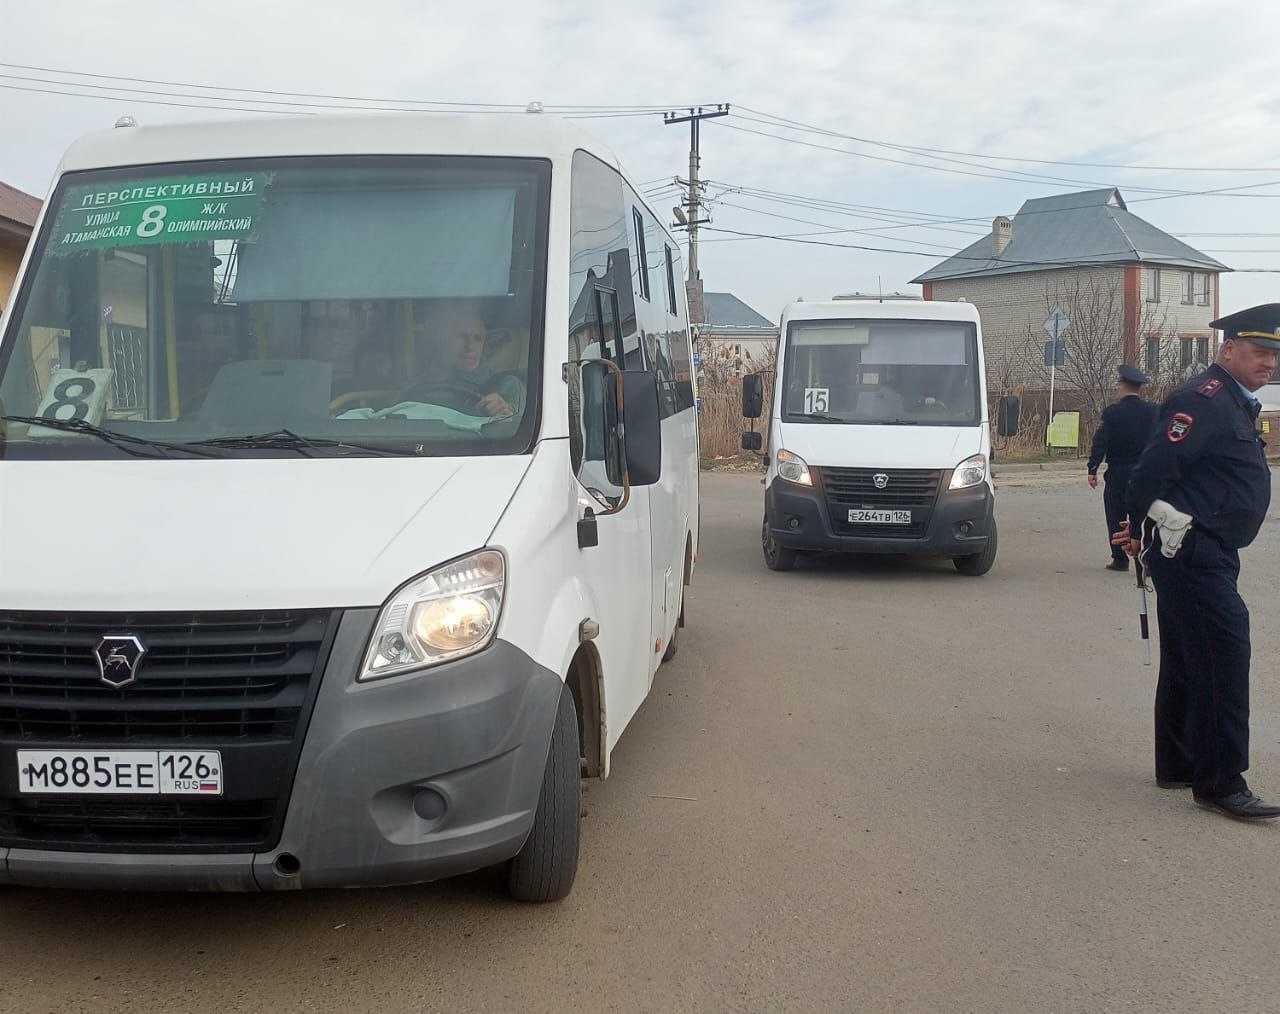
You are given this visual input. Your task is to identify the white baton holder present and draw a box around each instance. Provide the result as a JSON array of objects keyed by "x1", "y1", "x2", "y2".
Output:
[{"x1": 1147, "y1": 499, "x2": 1194, "y2": 558}]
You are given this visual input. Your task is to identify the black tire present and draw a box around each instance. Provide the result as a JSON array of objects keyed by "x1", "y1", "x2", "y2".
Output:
[
  {"x1": 954, "y1": 517, "x2": 998, "y2": 577},
  {"x1": 762, "y1": 517, "x2": 798, "y2": 571},
  {"x1": 507, "y1": 686, "x2": 581, "y2": 903}
]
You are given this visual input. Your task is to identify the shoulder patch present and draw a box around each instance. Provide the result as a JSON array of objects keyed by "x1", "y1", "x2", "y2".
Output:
[
  {"x1": 1196, "y1": 377, "x2": 1223, "y2": 398},
  {"x1": 1168, "y1": 412, "x2": 1194, "y2": 442}
]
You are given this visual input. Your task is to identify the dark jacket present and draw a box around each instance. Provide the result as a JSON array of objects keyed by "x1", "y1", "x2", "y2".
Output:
[
  {"x1": 1127, "y1": 363, "x2": 1271, "y2": 550},
  {"x1": 1087, "y1": 394, "x2": 1156, "y2": 474}
]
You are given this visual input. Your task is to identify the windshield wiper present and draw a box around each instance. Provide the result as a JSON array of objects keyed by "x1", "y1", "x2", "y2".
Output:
[
  {"x1": 1, "y1": 415, "x2": 218, "y2": 458},
  {"x1": 793, "y1": 412, "x2": 847, "y2": 423},
  {"x1": 189, "y1": 428, "x2": 423, "y2": 457}
]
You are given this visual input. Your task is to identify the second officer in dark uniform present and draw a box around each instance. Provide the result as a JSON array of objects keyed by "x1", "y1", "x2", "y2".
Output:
[
  {"x1": 1088, "y1": 364, "x2": 1156, "y2": 570},
  {"x1": 1118, "y1": 303, "x2": 1280, "y2": 821}
]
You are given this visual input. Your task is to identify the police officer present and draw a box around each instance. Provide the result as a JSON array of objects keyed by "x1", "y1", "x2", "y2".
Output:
[
  {"x1": 1087, "y1": 365, "x2": 1156, "y2": 571},
  {"x1": 1117, "y1": 303, "x2": 1280, "y2": 820}
]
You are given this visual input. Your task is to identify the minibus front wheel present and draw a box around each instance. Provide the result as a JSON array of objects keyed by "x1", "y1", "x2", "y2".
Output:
[
  {"x1": 763, "y1": 517, "x2": 798, "y2": 572},
  {"x1": 507, "y1": 685, "x2": 581, "y2": 902},
  {"x1": 953, "y1": 517, "x2": 998, "y2": 577}
]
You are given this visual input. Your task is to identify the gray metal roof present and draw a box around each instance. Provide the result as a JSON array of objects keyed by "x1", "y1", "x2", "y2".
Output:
[
  {"x1": 704, "y1": 292, "x2": 776, "y2": 330},
  {"x1": 912, "y1": 188, "x2": 1229, "y2": 283}
]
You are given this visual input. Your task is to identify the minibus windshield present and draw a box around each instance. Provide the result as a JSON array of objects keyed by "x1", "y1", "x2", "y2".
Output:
[
  {"x1": 0, "y1": 157, "x2": 549, "y2": 459},
  {"x1": 780, "y1": 319, "x2": 980, "y2": 426}
]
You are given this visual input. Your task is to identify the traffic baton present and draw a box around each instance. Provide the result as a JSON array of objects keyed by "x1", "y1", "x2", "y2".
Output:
[{"x1": 1135, "y1": 554, "x2": 1151, "y2": 666}]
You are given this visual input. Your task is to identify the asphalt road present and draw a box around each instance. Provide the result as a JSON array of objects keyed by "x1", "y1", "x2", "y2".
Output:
[{"x1": 5, "y1": 469, "x2": 1280, "y2": 1013}]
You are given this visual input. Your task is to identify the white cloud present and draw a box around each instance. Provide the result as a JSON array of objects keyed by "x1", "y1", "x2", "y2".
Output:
[{"x1": 2, "y1": 0, "x2": 1278, "y2": 316}]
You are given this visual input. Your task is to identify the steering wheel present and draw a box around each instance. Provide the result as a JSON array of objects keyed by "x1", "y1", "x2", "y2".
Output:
[
  {"x1": 329, "y1": 389, "x2": 400, "y2": 413},
  {"x1": 404, "y1": 379, "x2": 502, "y2": 417},
  {"x1": 919, "y1": 397, "x2": 949, "y2": 412}
]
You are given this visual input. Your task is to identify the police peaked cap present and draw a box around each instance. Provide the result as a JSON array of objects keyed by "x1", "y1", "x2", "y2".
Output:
[
  {"x1": 1211, "y1": 302, "x2": 1280, "y2": 351},
  {"x1": 1117, "y1": 364, "x2": 1149, "y2": 385}
]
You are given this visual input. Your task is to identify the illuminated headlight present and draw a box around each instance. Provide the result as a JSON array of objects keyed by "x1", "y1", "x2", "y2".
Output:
[
  {"x1": 360, "y1": 550, "x2": 505, "y2": 681},
  {"x1": 949, "y1": 453, "x2": 988, "y2": 490},
  {"x1": 776, "y1": 448, "x2": 813, "y2": 486}
]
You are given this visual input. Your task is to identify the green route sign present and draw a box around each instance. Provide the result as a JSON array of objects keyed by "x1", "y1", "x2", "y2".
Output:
[{"x1": 53, "y1": 173, "x2": 270, "y2": 253}]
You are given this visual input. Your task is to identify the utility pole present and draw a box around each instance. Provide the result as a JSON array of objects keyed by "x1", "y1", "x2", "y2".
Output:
[{"x1": 665, "y1": 104, "x2": 729, "y2": 326}]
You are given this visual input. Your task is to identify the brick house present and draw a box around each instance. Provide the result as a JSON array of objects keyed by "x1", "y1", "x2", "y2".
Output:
[
  {"x1": 912, "y1": 189, "x2": 1228, "y2": 394},
  {"x1": 0, "y1": 181, "x2": 40, "y2": 309}
]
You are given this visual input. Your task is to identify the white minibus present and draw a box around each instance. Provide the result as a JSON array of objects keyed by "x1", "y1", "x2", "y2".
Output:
[
  {"x1": 0, "y1": 112, "x2": 699, "y2": 901},
  {"x1": 742, "y1": 298, "x2": 998, "y2": 576}
]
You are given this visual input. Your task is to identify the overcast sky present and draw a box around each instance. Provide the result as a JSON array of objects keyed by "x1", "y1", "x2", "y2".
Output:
[{"x1": 3, "y1": 0, "x2": 1279, "y2": 321}]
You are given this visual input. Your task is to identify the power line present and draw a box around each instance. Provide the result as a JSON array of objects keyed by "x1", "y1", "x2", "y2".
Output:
[
  {"x1": 0, "y1": 62, "x2": 687, "y2": 113},
  {"x1": 709, "y1": 196, "x2": 980, "y2": 248},
  {"x1": 707, "y1": 187, "x2": 989, "y2": 238},
  {"x1": 698, "y1": 225, "x2": 1280, "y2": 272},
  {"x1": 710, "y1": 118, "x2": 1280, "y2": 201},
  {"x1": 727, "y1": 110, "x2": 1201, "y2": 195},
  {"x1": 735, "y1": 104, "x2": 1280, "y2": 174},
  {"x1": 0, "y1": 81, "x2": 305, "y2": 116},
  {"x1": 703, "y1": 180, "x2": 990, "y2": 228}
]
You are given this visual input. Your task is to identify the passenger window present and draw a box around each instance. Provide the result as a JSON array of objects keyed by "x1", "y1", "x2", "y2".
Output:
[
  {"x1": 664, "y1": 245, "x2": 677, "y2": 315},
  {"x1": 632, "y1": 208, "x2": 651, "y2": 302}
]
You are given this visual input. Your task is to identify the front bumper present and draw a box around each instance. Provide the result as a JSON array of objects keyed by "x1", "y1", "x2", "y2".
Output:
[
  {"x1": 766, "y1": 473, "x2": 994, "y2": 555},
  {"x1": 1, "y1": 612, "x2": 563, "y2": 890}
]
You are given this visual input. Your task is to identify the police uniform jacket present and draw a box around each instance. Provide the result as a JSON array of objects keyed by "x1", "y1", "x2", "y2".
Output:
[
  {"x1": 1087, "y1": 395, "x2": 1156, "y2": 474},
  {"x1": 1127, "y1": 363, "x2": 1271, "y2": 550}
]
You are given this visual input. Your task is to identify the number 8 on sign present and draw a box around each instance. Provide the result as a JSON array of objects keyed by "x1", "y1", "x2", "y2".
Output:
[
  {"x1": 30, "y1": 368, "x2": 114, "y2": 434},
  {"x1": 44, "y1": 377, "x2": 96, "y2": 421}
]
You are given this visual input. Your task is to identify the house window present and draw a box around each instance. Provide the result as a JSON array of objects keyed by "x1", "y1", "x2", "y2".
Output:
[
  {"x1": 632, "y1": 207, "x2": 650, "y2": 301},
  {"x1": 1197, "y1": 273, "x2": 1211, "y2": 306},
  {"x1": 1182, "y1": 271, "x2": 1195, "y2": 305},
  {"x1": 1180, "y1": 337, "x2": 1206, "y2": 372},
  {"x1": 1145, "y1": 267, "x2": 1160, "y2": 303},
  {"x1": 1145, "y1": 336, "x2": 1161, "y2": 377}
]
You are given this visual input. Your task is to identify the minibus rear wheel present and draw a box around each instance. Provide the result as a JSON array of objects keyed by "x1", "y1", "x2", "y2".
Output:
[{"x1": 507, "y1": 685, "x2": 581, "y2": 902}]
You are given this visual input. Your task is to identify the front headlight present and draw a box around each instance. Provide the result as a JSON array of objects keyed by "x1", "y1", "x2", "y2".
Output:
[
  {"x1": 359, "y1": 549, "x2": 505, "y2": 681},
  {"x1": 949, "y1": 453, "x2": 988, "y2": 490},
  {"x1": 775, "y1": 448, "x2": 813, "y2": 486}
]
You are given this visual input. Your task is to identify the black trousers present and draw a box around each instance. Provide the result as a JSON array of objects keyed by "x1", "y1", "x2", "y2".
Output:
[
  {"x1": 1103, "y1": 465, "x2": 1131, "y2": 564},
  {"x1": 1145, "y1": 532, "x2": 1251, "y2": 796}
]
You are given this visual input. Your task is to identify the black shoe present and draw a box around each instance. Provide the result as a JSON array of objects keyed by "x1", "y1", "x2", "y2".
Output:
[
  {"x1": 1194, "y1": 790, "x2": 1280, "y2": 820},
  {"x1": 1105, "y1": 560, "x2": 1129, "y2": 572},
  {"x1": 1156, "y1": 779, "x2": 1192, "y2": 789}
]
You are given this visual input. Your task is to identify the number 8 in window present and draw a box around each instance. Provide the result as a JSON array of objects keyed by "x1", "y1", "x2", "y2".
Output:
[{"x1": 42, "y1": 377, "x2": 97, "y2": 422}]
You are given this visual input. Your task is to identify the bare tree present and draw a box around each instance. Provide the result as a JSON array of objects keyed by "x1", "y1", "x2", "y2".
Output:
[{"x1": 1017, "y1": 273, "x2": 1170, "y2": 426}]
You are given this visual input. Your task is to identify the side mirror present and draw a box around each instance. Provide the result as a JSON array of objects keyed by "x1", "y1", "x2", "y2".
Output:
[
  {"x1": 620, "y1": 369, "x2": 662, "y2": 487},
  {"x1": 997, "y1": 395, "x2": 1020, "y2": 438},
  {"x1": 742, "y1": 373, "x2": 764, "y2": 419},
  {"x1": 741, "y1": 431, "x2": 763, "y2": 451}
]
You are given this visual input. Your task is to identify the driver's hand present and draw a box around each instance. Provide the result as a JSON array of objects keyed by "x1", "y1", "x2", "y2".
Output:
[
  {"x1": 476, "y1": 393, "x2": 514, "y2": 418},
  {"x1": 924, "y1": 396, "x2": 937, "y2": 406}
]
